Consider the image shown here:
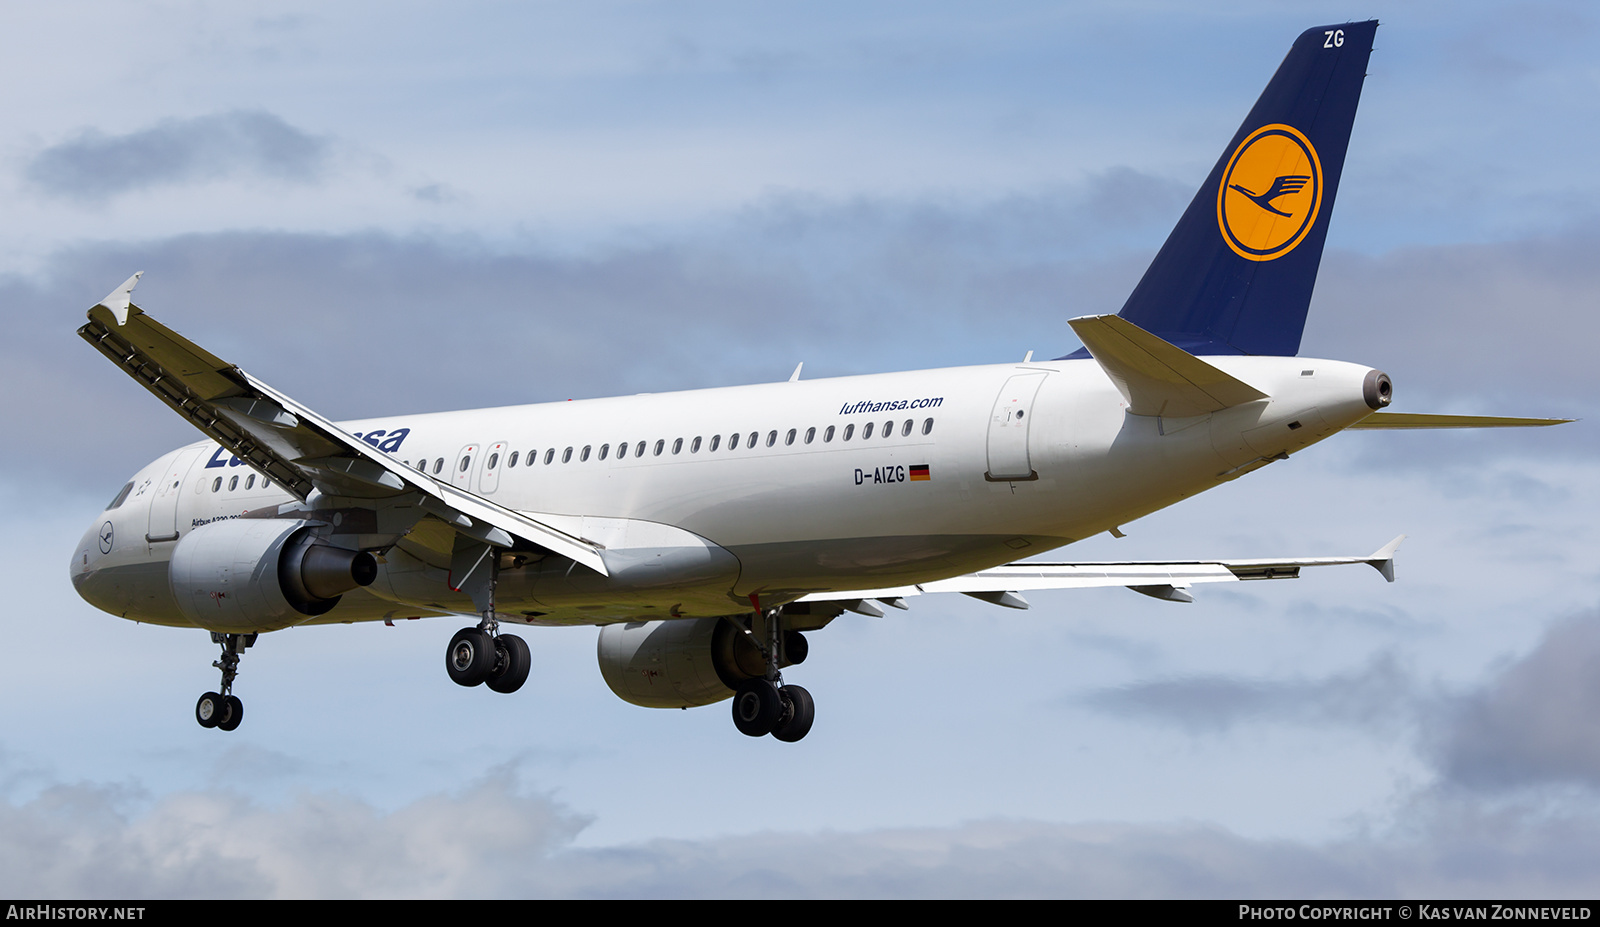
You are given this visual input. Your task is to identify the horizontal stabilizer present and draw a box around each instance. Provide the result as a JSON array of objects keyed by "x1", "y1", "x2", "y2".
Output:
[
  {"x1": 1068, "y1": 314, "x2": 1268, "y2": 417},
  {"x1": 1349, "y1": 412, "x2": 1574, "y2": 429}
]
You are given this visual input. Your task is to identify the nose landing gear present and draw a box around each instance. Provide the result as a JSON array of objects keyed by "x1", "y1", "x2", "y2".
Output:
[{"x1": 195, "y1": 632, "x2": 253, "y2": 731}]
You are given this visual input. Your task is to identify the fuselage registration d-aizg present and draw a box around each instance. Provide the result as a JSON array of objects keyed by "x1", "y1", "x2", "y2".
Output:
[{"x1": 68, "y1": 22, "x2": 1563, "y2": 740}]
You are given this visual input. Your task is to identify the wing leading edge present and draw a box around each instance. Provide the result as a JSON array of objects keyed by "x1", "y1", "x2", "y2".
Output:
[
  {"x1": 797, "y1": 535, "x2": 1405, "y2": 612},
  {"x1": 78, "y1": 273, "x2": 609, "y2": 576}
]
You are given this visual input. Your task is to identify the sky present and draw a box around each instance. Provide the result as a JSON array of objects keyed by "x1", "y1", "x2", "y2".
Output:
[{"x1": 2, "y1": 0, "x2": 1599, "y2": 899}]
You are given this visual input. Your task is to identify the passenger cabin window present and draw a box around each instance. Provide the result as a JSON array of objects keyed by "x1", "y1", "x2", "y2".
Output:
[
  {"x1": 599, "y1": 444, "x2": 610, "y2": 460},
  {"x1": 747, "y1": 431, "x2": 758, "y2": 449},
  {"x1": 106, "y1": 482, "x2": 134, "y2": 510},
  {"x1": 843, "y1": 424, "x2": 854, "y2": 441},
  {"x1": 766, "y1": 430, "x2": 777, "y2": 448},
  {"x1": 635, "y1": 441, "x2": 646, "y2": 457},
  {"x1": 901, "y1": 419, "x2": 913, "y2": 437},
  {"x1": 785, "y1": 428, "x2": 796, "y2": 446},
  {"x1": 804, "y1": 427, "x2": 815, "y2": 444},
  {"x1": 922, "y1": 418, "x2": 933, "y2": 435},
  {"x1": 653, "y1": 439, "x2": 665, "y2": 456},
  {"x1": 824, "y1": 426, "x2": 835, "y2": 443},
  {"x1": 728, "y1": 433, "x2": 740, "y2": 450},
  {"x1": 562, "y1": 447, "x2": 573, "y2": 463},
  {"x1": 458, "y1": 455, "x2": 471, "y2": 473},
  {"x1": 246, "y1": 475, "x2": 255, "y2": 490},
  {"x1": 580, "y1": 446, "x2": 591, "y2": 462},
  {"x1": 228, "y1": 475, "x2": 239, "y2": 491},
  {"x1": 433, "y1": 458, "x2": 444, "y2": 475},
  {"x1": 881, "y1": 420, "x2": 893, "y2": 437},
  {"x1": 672, "y1": 438, "x2": 683, "y2": 455},
  {"x1": 617, "y1": 441, "x2": 628, "y2": 459},
  {"x1": 691, "y1": 436, "x2": 701, "y2": 453},
  {"x1": 710, "y1": 434, "x2": 721, "y2": 452},
  {"x1": 487, "y1": 452, "x2": 499, "y2": 469},
  {"x1": 211, "y1": 477, "x2": 222, "y2": 493},
  {"x1": 508, "y1": 451, "x2": 519, "y2": 468},
  {"x1": 862, "y1": 422, "x2": 874, "y2": 440},
  {"x1": 544, "y1": 449, "x2": 555, "y2": 465}
]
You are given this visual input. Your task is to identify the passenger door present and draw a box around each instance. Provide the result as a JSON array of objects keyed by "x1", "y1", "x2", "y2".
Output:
[{"x1": 985, "y1": 373, "x2": 1046, "y2": 481}]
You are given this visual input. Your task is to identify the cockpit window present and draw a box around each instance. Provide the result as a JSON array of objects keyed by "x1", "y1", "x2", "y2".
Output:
[{"x1": 106, "y1": 482, "x2": 134, "y2": 511}]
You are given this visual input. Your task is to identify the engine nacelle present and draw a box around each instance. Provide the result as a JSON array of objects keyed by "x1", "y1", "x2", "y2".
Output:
[
  {"x1": 169, "y1": 518, "x2": 377, "y2": 632},
  {"x1": 597, "y1": 616, "x2": 806, "y2": 709}
]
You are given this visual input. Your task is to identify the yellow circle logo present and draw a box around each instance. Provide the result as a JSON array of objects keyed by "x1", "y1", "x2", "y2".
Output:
[{"x1": 1216, "y1": 124, "x2": 1323, "y2": 262}]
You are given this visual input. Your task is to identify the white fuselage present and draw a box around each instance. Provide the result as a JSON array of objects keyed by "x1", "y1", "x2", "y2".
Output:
[{"x1": 71, "y1": 354, "x2": 1381, "y2": 630}]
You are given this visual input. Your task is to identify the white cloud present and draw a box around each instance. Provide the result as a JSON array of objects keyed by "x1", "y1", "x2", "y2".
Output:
[{"x1": 4, "y1": 770, "x2": 1600, "y2": 898}]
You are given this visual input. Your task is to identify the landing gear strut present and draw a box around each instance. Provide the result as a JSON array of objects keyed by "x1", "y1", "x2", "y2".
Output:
[
  {"x1": 730, "y1": 602, "x2": 815, "y2": 742},
  {"x1": 442, "y1": 544, "x2": 530, "y2": 694},
  {"x1": 196, "y1": 632, "x2": 253, "y2": 732}
]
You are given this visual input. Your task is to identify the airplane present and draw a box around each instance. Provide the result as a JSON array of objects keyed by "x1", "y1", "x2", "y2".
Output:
[{"x1": 69, "y1": 20, "x2": 1567, "y2": 741}]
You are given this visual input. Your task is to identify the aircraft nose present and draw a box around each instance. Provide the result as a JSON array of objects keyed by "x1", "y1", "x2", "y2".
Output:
[
  {"x1": 72, "y1": 518, "x2": 106, "y2": 582},
  {"x1": 70, "y1": 515, "x2": 128, "y2": 613}
]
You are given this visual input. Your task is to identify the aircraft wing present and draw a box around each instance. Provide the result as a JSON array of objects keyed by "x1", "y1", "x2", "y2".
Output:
[
  {"x1": 78, "y1": 273, "x2": 609, "y2": 576},
  {"x1": 796, "y1": 536, "x2": 1404, "y2": 612}
]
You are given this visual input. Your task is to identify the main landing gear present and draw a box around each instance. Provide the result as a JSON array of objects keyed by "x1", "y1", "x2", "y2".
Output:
[
  {"x1": 195, "y1": 632, "x2": 254, "y2": 732},
  {"x1": 731, "y1": 604, "x2": 815, "y2": 742},
  {"x1": 445, "y1": 623, "x2": 531, "y2": 693},
  {"x1": 442, "y1": 542, "x2": 530, "y2": 694}
]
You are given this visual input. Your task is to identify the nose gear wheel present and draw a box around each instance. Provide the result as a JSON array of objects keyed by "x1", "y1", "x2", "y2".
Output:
[{"x1": 194, "y1": 633, "x2": 254, "y2": 732}]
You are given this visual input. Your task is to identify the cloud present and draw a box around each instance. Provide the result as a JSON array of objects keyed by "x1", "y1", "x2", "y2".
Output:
[
  {"x1": 1434, "y1": 610, "x2": 1600, "y2": 791},
  {"x1": 1306, "y1": 228, "x2": 1600, "y2": 414},
  {"x1": 7, "y1": 186, "x2": 1595, "y2": 497},
  {"x1": 1088, "y1": 607, "x2": 1600, "y2": 800},
  {"x1": 0, "y1": 768, "x2": 589, "y2": 899},
  {"x1": 3, "y1": 766, "x2": 1599, "y2": 898},
  {"x1": 1084, "y1": 655, "x2": 1423, "y2": 734},
  {"x1": 25, "y1": 111, "x2": 330, "y2": 201}
]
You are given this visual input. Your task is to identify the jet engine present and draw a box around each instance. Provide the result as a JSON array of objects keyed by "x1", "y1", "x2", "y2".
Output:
[
  {"x1": 168, "y1": 518, "x2": 377, "y2": 632},
  {"x1": 597, "y1": 616, "x2": 807, "y2": 708}
]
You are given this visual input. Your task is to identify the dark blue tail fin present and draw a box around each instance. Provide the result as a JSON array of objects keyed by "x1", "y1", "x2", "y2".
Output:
[{"x1": 1100, "y1": 21, "x2": 1376, "y2": 357}]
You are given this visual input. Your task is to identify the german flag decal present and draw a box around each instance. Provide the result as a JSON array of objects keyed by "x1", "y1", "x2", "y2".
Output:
[{"x1": 910, "y1": 464, "x2": 931, "y2": 481}]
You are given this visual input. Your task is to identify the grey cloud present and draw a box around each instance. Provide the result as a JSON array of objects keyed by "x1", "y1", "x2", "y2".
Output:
[
  {"x1": 7, "y1": 179, "x2": 1165, "y2": 492},
  {"x1": 1435, "y1": 611, "x2": 1600, "y2": 791},
  {"x1": 410, "y1": 183, "x2": 459, "y2": 204},
  {"x1": 1085, "y1": 655, "x2": 1421, "y2": 734},
  {"x1": 26, "y1": 111, "x2": 330, "y2": 201},
  {"x1": 1306, "y1": 229, "x2": 1600, "y2": 413},
  {"x1": 8, "y1": 184, "x2": 1591, "y2": 497},
  {"x1": 1088, "y1": 608, "x2": 1600, "y2": 797}
]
